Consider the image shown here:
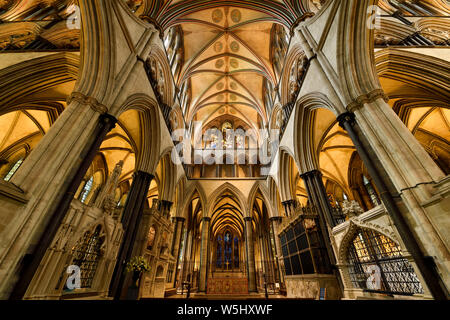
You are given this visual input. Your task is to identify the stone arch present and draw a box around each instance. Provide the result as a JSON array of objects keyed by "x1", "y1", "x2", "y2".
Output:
[
  {"x1": 0, "y1": 52, "x2": 79, "y2": 111},
  {"x1": 375, "y1": 48, "x2": 450, "y2": 101},
  {"x1": 293, "y1": 93, "x2": 340, "y2": 175},
  {"x1": 181, "y1": 181, "x2": 207, "y2": 221},
  {"x1": 114, "y1": 93, "x2": 161, "y2": 175},
  {"x1": 269, "y1": 102, "x2": 283, "y2": 131},
  {"x1": 278, "y1": 147, "x2": 299, "y2": 203},
  {"x1": 336, "y1": 0, "x2": 381, "y2": 103},
  {"x1": 247, "y1": 182, "x2": 274, "y2": 219},
  {"x1": 157, "y1": 147, "x2": 177, "y2": 202},
  {"x1": 267, "y1": 176, "x2": 282, "y2": 210},
  {"x1": 337, "y1": 219, "x2": 401, "y2": 265},
  {"x1": 280, "y1": 44, "x2": 306, "y2": 106},
  {"x1": 206, "y1": 182, "x2": 248, "y2": 218}
]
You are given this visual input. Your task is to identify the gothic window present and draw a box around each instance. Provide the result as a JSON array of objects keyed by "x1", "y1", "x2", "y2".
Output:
[
  {"x1": 215, "y1": 231, "x2": 240, "y2": 271},
  {"x1": 79, "y1": 176, "x2": 93, "y2": 204},
  {"x1": 222, "y1": 121, "x2": 234, "y2": 149},
  {"x1": 3, "y1": 158, "x2": 23, "y2": 181},
  {"x1": 235, "y1": 127, "x2": 245, "y2": 149},
  {"x1": 363, "y1": 175, "x2": 381, "y2": 206},
  {"x1": 71, "y1": 226, "x2": 104, "y2": 289},
  {"x1": 347, "y1": 228, "x2": 424, "y2": 295},
  {"x1": 208, "y1": 127, "x2": 219, "y2": 149}
]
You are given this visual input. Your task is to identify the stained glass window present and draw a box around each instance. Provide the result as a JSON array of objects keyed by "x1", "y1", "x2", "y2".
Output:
[{"x1": 215, "y1": 231, "x2": 240, "y2": 271}]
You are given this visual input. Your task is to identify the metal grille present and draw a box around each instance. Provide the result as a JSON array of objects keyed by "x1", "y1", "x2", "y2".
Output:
[
  {"x1": 348, "y1": 228, "x2": 423, "y2": 295},
  {"x1": 71, "y1": 226, "x2": 103, "y2": 288}
]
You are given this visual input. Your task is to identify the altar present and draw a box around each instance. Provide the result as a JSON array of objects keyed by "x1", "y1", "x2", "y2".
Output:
[{"x1": 207, "y1": 277, "x2": 248, "y2": 295}]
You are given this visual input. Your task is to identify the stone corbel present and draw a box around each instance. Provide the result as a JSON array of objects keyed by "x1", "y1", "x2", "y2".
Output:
[
  {"x1": 67, "y1": 92, "x2": 109, "y2": 114},
  {"x1": 139, "y1": 15, "x2": 164, "y2": 40},
  {"x1": 289, "y1": 12, "x2": 315, "y2": 37},
  {"x1": 346, "y1": 89, "x2": 390, "y2": 113}
]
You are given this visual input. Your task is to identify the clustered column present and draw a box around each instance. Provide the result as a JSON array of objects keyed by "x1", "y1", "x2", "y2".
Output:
[
  {"x1": 171, "y1": 217, "x2": 185, "y2": 288},
  {"x1": 198, "y1": 217, "x2": 211, "y2": 292},
  {"x1": 108, "y1": 171, "x2": 154, "y2": 300},
  {"x1": 244, "y1": 217, "x2": 257, "y2": 292},
  {"x1": 300, "y1": 169, "x2": 344, "y2": 293},
  {"x1": 337, "y1": 111, "x2": 448, "y2": 300},
  {"x1": 281, "y1": 199, "x2": 296, "y2": 217},
  {"x1": 10, "y1": 113, "x2": 118, "y2": 300},
  {"x1": 269, "y1": 217, "x2": 284, "y2": 284}
]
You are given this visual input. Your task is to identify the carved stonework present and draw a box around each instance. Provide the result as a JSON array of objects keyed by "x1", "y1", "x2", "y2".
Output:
[
  {"x1": 95, "y1": 161, "x2": 123, "y2": 216},
  {"x1": 337, "y1": 218, "x2": 399, "y2": 264},
  {"x1": 288, "y1": 54, "x2": 308, "y2": 102},
  {"x1": 0, "y1": 22, "x2": 42, "y2": 50},
  {"x1": 374, "y1": 32, "x2": 402, "y2": 46},
  {"x1": 341, "y1": 200, "x2": 363, "y2": 218},
  {"x1": 40, "y1": 21, "x2": 80, "y2": 48}
]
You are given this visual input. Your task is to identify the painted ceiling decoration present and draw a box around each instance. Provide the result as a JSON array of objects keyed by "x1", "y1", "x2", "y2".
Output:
[
  {"x1": 141, "y1": 0, "x2": 306, "y2": 29},
  {"x1": 137, "y1": 0, "x2": 308, "y2": 135}
]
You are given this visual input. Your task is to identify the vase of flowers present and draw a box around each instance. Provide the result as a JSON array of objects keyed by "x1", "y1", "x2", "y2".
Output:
[{"x1": 125, "y1": 256, "x2": 150, "y2": 288}]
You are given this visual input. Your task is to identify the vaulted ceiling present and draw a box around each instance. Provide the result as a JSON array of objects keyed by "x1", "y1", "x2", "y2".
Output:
[
  {"x1": 132, "y1": 0, "x2": 314, "y2": 132},
  {"x1": 173, "y1": 7, "x2": 280, "y2": 130}
]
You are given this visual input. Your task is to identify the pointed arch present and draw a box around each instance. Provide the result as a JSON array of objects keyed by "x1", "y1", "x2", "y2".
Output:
[
  {"x1": 181, "y1": 181, "x2": 207, "y2": 220},
  {"x1": 206, "y1": 182, "x2": 248, "y2": 218},
  {"x1": 247, "y1": 181, "x2": 274, "y2": 219},
  {"x1": 115, "y1": 93, "x2": 161, "y2": 175},
  {"x1": 293, "y1": 92, "x2": 340, "y2": 173},
  {"x1": 278, "y1": 147, "x2": 298, "y2": 202}
]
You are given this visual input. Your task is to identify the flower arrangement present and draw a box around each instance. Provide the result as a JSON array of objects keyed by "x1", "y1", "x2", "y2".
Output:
[{"x1": 125, "y1": 256, "x2": 150, "y2": 274}]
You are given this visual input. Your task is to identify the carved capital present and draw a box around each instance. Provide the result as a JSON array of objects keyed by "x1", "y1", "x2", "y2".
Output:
[
  {"x1": 269, "y1": 216, "x2": 282, "y2": 223},
  {"x1": 67, "y1": 92, "x2": 109, "y2": 114},
  {"x1": 346, "y1": 89, "x2": 389, "y2": 113}
]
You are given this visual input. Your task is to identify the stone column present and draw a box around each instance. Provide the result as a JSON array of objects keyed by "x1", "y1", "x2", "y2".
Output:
[
  {"x1": 270, "y1": 217, "x2": 284, "y2": 284},
  {"x1": 281, "y1": 199, "x2": 296, "y2": 217},
  {"x1": 9, "y1": 112, "x2": 117, "y2": 300},
  {"x1": 245, "y1": 217, "x2": 257, "y2": 292},
  {"x1": 108, "y1": 171, "x2": 154, "y2": 300},
  {"x1": 159, "y1": 200, "x2": 173, "y2": 219},
  {"x1": 301, "y1": 170, "x2": 334, "y2": 227},
  {"x1": 198, "y1": 217, "x2": 211, "y2": 292},
  {"x1": 172, "y1": 217, "x2": 185, "y2": 288},
  {"x1": 338, "y1": 111, "x2": 448, "y2": 300},
  {"x1": 300, "y1": 170, "x2": 344, "y2": 294},
  {"x1": 264, "y1": 232, "x2": 277, "y2": 283},
  {"x1": 178, "y1": 226, "x2": 192, "y2": 286}
]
